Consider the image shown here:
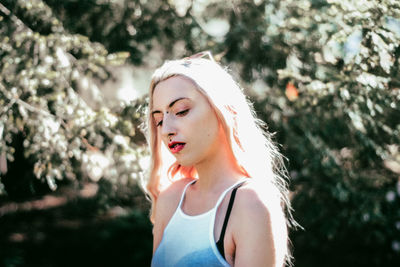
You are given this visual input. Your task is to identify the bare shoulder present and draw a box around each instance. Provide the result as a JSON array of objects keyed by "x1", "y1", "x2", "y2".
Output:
[
  {"x1": 235, "y1": 180, "x2": 282, "y2": 213},
  {"x1": 235, "y1": 180, "x2": 287, "y2": 229},
  {"x1": 232, "y1": 180, "x2": 288, "y2": 267},
  {"x1": 157, "y1": 178, "x2": 193, "y2": 206},
  {"x1": 154, "y1": 177, "x2": 195, "y2": 229},
  {"x1": 156, "y1": 177, "x2": 194, "y2": 216},
  {"x1": 152, "y1": 177, "x2": 194, "y2": 253}
]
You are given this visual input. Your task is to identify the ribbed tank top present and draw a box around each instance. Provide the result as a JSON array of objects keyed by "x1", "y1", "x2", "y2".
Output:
[{"x1": 151, "y1": 179, "x2": 247, "y2": 267}]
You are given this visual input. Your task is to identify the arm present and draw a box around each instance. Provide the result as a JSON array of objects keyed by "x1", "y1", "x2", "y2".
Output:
[
  {"x1": 233, "y1": 188, "x2": 288, "y2": 267},
  {"x1": 152, "y1": 193, "x2": 166, "y2": 254}
]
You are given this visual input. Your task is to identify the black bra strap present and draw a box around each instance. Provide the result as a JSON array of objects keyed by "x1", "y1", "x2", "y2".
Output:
[{"x1": 216, "y1": 182, "x2": 245, "y2": 259}]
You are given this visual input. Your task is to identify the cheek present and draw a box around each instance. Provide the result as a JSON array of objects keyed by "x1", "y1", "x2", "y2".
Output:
[
  {"x1": 192, "y1": 109, "x2": 220, "y2": 144},
  {"x1": 177, "y1": 110, "x2": 220, "y2": 166}
]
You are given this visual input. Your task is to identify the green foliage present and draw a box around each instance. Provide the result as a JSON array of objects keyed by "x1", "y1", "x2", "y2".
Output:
[
  {"x1": 43, "y1": 0, "x2": 210, "y2": 64},
  {"x1": 243, "y1": 0, "x2": 400, "y2": 266},
  {"x1": 0, "y1": 0, "x2": 147, "y2": 198}
]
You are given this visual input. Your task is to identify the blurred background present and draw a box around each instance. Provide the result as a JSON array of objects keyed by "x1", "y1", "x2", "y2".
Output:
[{"x1": 0, "y1": 0, "x2": 399, "y2": 266}]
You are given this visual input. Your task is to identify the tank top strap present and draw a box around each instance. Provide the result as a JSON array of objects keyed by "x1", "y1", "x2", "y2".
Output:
[
  {"x1": 177, "y1": 179, "x2": 197, "y2": 209},
  {"x1": 213, "y1": 178, "x2": 248, "y2": 210}
]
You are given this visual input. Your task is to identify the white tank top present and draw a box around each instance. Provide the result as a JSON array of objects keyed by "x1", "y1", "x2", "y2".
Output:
[{"x1": 151, "y1": 179, "x2": 247, "y2": 267}]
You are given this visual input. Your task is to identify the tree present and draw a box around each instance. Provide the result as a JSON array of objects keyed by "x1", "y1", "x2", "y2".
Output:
[
  {"x1": 246, "y1": 0, "x2": 400, "y2": 266},
  {"x1": 0, "y1": 0, "x2": 146, "y2": 199}
]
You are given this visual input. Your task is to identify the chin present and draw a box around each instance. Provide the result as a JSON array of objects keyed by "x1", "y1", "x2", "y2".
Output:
[
  {"x1": 176, "y1": 155, "x2": 197, "y2": 167},
  {"x1": 177, "y1": 160, "x2": 192, "y2": 167}
]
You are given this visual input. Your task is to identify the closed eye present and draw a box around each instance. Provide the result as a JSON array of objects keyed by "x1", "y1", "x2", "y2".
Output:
[
  {"x1": 155, "y1": 109, "x2": 189, "y2": 127},
  {"x1": 176, "y1": 109, "x2": 189, "y2": 116}
]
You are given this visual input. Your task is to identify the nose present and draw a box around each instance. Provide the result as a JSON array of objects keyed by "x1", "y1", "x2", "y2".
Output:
[{"x1": 160, "y1": 114, "x2": 176, "y2": 141}]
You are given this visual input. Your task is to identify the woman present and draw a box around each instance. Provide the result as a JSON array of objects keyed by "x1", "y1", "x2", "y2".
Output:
[{"x1": 144, "y1": 52, "x2": 296, "y2": 267}]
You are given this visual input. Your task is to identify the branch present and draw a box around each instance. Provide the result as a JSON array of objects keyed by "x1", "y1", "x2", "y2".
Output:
[
  {"x1": 0, "y1": 2, "x2": 33, "y2": 33},
  {"x1": 0, "y1": 82, "x2": 63, "y2": 122}
]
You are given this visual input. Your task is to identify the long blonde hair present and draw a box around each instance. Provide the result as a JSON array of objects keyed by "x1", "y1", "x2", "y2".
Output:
[{"x1": 144, "y1": 57, "x2": 296, "y2": 264}]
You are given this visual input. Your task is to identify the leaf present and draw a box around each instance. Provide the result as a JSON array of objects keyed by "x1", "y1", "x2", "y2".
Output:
[{"x1": 371, "y1": 32, "x2": 394, "y2": 73}]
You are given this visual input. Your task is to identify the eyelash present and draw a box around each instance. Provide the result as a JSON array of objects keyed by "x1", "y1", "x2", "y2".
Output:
[
  {"x1": 177, "y1": 109, "x2": 189, "y2": 116},
  {"x1": 156, "y1": 109, "x2": 189, "y2": 127}
]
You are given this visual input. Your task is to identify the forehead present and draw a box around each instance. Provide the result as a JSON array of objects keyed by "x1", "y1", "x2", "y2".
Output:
[{"x1": 152, "y1": 76, "x2": 203, "y2": 109}]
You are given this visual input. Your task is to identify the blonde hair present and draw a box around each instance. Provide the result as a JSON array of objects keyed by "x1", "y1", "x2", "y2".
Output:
[{"x1": 144, "y1": 57, "x2": 296, "y2": 265}]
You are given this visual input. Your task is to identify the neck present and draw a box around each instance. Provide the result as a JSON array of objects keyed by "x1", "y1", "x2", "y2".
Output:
[{"x1": 193, "y1": 134, "x2": 245, "y2": 194}]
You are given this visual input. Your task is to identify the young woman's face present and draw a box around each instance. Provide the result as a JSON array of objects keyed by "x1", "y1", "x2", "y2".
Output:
[{"x1": 152, "y1": 76, "x2": 223, "y2": 166}]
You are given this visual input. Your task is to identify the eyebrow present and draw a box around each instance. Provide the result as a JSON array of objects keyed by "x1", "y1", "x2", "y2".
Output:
[{"x1": 151, "y1": 97, "x2": 189, "y2": 115}]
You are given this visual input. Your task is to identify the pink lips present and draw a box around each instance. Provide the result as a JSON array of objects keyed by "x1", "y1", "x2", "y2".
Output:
[{"x1": 168, "y1": 142, "x2": 186, "y2": 154}]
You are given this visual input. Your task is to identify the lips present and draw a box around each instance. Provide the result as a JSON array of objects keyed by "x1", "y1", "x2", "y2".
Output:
[{"x1": 168, "y1": 141, "x2": 186, "y2": 154}]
